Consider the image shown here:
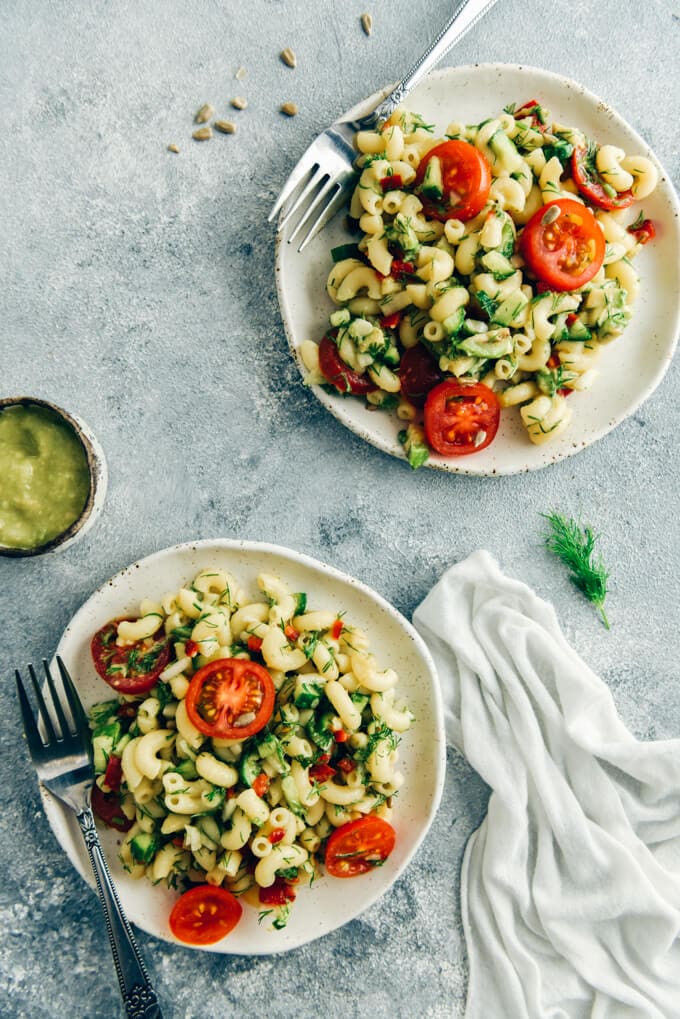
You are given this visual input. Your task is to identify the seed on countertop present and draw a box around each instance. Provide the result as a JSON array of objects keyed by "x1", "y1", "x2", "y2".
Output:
[
  {"x1": 214, "y1": 119, "x2": 237, "y2": 134},
  {"x1": 361, "y1": 13, "x2": 373, "y2": 36},
  {"x1": 235, "y1": 65, "x2": 247, "y2": 80},
  {"x1": 194, "y1": 103, "x2": 215, "y2": 124},
  {"x1": 280, "y1": 47, "x2": 297, "y2": 68},
  {"x1": 167, "y1": 143, "x2": 180, "y2": 153},
  {"x1": 280, "y1": 102, "x2": 298, "y2": 117},
  {"x1": 192, "y1": 126, "x2": 213, "y2": 141},
  {"x1": 231, "y1": 96, "x2": 248, "y2": 110}
]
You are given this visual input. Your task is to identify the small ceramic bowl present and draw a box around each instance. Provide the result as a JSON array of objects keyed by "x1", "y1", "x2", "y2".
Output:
[{"x1": 0, "y1": 396, "x2": 107, "y2": 558}]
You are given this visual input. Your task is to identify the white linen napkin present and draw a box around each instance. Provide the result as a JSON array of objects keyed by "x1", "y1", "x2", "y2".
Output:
[{"x1": 413, "y1": 550, "x2": 680, "y2": 1019}]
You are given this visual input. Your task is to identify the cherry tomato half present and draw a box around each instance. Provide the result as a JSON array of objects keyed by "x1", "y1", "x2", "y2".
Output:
[
  {"x1": 398, "y1": 345, "x2": 443, "y2": 408},
  {"x1": 424, "y1": 380, "x2": 500, "y2": 457},
  {"x1": 318, "y1": 334, "x2": 376, "y2": 395},
  {"x1": 325, "y1": 816, "x2": 396, "y2": 877},
  {"x1": 185, "y1": 658, "x2": 275, "y2": 740},
  {"x1": 415, "y1": 140, "x2": 491, "y2": 221},
  {"x1": 91, "y1": 618, "x2": 170, "y2": 695},
  {"x1": 91, "y1": 785, "x2": 133, "y2": 832},
  {"x1": 169, "y1": 885, "x2": 242, "y2": 945},
  {"x1": 571, "y1": 146, "x2": 635, "y2": 211},
  {"x1": 519, "y1": 199, "x2": 605, "y2": 292}
]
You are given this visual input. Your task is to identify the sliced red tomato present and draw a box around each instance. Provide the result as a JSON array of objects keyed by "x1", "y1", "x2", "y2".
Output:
[
  {"x1": 268, "y1": 827, "x2": 286, "y2": 845},
  {"x1": 309, "y1": 762, "x2": 337, "y2": 783},
  {"x1": 258, "y1": 878, "x2": 297, "y2": 906},
  {"x1": 318, "y1": 334, "x2": 376, "y2": 395},
  {"x1": 325, "y1": 816, "x2": 396, "y2": 877},
  {"x1": 379, "y1": 174, "x2": 403, "y2": 191},
  {"x1": 415, "y1": 140, "x2": 491, "y2": 221},
  {"x1": 169, "y1": 886, "x2": 242, "y2": 945},
  {"x1": 390, "y1": 259, "x2": 416, "y2": 281},
  {"x1": 399, "y1": 345, "x2": 443, "y2": 408},
  {"x1": 379, "y1": 311, "x2": 402, "y2": 330},
  {"x1": 333, "y1": 728, "x2": 349, "y2": 743},
  {"x1": 185, "y1": 658, "x2": 275, "y2": 740},
  {"x1": 91, "y1": 785, "x2": 133, "y2": 832},
  {"x1": 424, "y1": 380, "x2": 500, "y2": 457},
  {"x1": 336, "y1": 757, "x2": 356, "y2": 774},
  {"x1": 91, "y1": 618, "x2": 170, "y2": 695},
  {"x1": 519, "y1": 199, "x2": 605, "y2": 292},
  {"x1": 571, "y1": 146, "x2": 635, "y2": 210},
  {"x1": 330, "y1": 618, "x2": 344, "y2": 640},
  {"x1": 247, "y1": 635, "x2": 263, "y2": 653},
  {"x1": 251, "y1": 772, "x2": 270, "y2": 798},
  {"x1": 628, "y1": 217, "x2": 656, "y2": 245}
]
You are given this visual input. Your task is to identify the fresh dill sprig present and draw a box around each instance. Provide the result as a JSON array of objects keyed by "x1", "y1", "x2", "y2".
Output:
[{"x1": 542, "y1": 512, "x2": 611, "y2": 628}]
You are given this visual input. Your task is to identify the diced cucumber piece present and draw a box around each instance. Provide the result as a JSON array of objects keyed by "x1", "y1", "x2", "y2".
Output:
[
  {"x1": 294, "y1": 676, "x2": 326, "y2": 710},
  {"x1": 306, "y1": 710, "x2": 333, "y2": 753},
  {"x1": 420, "y1": 155, "x2": 443, "y2": 200},
  {"x1": 567, "y1": 317, "x2": 592, "y2": 341},
  {"x1": 239, "y1": 745, "x2": 263, "y2": 787},
  {"x1": 442, "y1": 307, "x2": 465, "y2": 336},
  {"x1": 281, "y1": 774, "x2": 305, "y2": 817},
  {"x1": 480, "y1": 250, "x2": 516, "y2": 280},
  {"x1": 173, "y1": 758, "x2": 198, "y2": 780},
  {"x1": 382, "y1": 344, "x2": 400, "y2": 367},
  {"x1": 130, "y1": 831, "x2": 159, "y2": 865},
  {"x1": 329, "y1": 308, "x2": 351, "y2": 328},
  {"x1": 499, "y1": 222, "x2": 515, "y2": 259},
  {"x1": 113, "y1": 732, "x2": 132, "y2": 758},
  {"x1": 489, "y1": 129, "x2": 521, "y2": 169},
  {"x1": 459, "y1": 332, "x2": 514, "y2": 359},
  {"x1": 491, "y1": 289, "x2": 529, "y2": 326},
  {"x1": 92, "y1": 721, "x2": 122, "y2": 774},
  {"x1": 398, "y1": 425, "x2": 430, "y2": 471}
]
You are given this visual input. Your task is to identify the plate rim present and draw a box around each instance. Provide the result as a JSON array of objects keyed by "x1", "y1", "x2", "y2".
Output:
[
  {"x1": 275, "y1": 61, "x2": 680, "y2": 476},
  {"x1": 43, "y1": 537, "x2": 447, "y2": 955}
]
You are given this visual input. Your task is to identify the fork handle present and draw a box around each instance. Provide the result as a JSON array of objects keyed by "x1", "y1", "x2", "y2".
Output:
[
  {"x1": 77, "y1": 808, "x2": 163, "y2": 1019},
  {"x1": 360, "y1": 0, "x2": 500, "y2": 127}
]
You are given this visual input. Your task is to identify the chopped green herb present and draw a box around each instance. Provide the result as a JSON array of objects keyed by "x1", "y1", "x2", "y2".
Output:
[{"x1": 542, "y1": 512, "x2": 610, "y2": 628}]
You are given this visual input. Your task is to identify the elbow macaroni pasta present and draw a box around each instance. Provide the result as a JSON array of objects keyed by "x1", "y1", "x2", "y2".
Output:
[
  {"x1": 89, "y1": 567, "x2": 412, "y2": 932},
  {"x1": 310, "y1": 100, "x2": 658, "y2": 457}
]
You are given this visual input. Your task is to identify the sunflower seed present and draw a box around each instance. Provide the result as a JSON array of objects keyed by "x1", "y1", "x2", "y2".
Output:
[
  {"x1": 235, "y1": 65, "x2": 247, "y2": 80},
  {"x1": 233, "y1": 711, "x2": 256, "y2": 728},
  {"x1": 541, "y1": 205, "x2": 561, "y2": 226},
  {"x1": 167, "y1": 143, "x2": 180, "y2": 153},
  {"x1": 361, "y1": 13, "x2": 373, "y2": 35},
  {"x1": 194, "y1": 103, "x2": 215, "y2": 124},
  {"x1": 280, "y1": 102, "x2": 298, "y2": 117},
  {"x1": 214, "y1": 119, "x2": 237, "y2": 134},
  {"x1": 280, "y1": 47, "x2": 297, "y2": 68},
  {"x1": 231, "y1": 96, "x2": 248, "y2": 110},
  {"x1": 192, "y1": 126, "x2": 212, "y2": 141}
]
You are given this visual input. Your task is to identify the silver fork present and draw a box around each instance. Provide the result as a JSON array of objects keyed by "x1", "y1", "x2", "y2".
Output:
[
  {"x1": 16, "y1": 657, "x2": 163, "y2": 1019},
  {"x1": 268, "y1": 0, "x2": 500, "y2": 251}
]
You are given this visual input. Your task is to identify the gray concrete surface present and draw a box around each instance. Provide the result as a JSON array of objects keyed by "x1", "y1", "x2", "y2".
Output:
[{"x1": 1, "y1": 1, "x2": 680, "y2": 1016}]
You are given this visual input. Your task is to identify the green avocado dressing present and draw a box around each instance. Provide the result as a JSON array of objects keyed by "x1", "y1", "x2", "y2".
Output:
[{"x1": 0, "y1": 405, "x2": 90, "y2": 549}]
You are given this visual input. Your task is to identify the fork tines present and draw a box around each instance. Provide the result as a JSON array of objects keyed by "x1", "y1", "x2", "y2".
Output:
[{"x1": 16, "y1": 657, "x2": 85, "y2": 749}]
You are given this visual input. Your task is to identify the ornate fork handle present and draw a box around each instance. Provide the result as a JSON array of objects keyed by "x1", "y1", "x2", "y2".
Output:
[
  {"x1": 357, "y1": 0, "x2": 500, "y2": 129},
  {"x1": 77, "y1": 808, "x2": 163, "y2": 1019}
]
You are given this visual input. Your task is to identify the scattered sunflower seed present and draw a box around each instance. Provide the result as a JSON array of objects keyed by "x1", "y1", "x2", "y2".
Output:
[
  {"x1": 231, "y1": 96, "x2": 248, "y2": 110},
  {"x1": 192, "y1": 126, "x2": 213, "y2": 141},
  {"x1": 194, "y1": 103, "x2": 215, "y2": 124},
  {"x1": 280, "y1": 102, "x2": 298, "y2": 117},
  {"x1": 361, "y1": 13, "x2": 373, "y2": 36},
  {"x1": 235, "y1": 65, "x2": 247, "y2": 81},
  {"x1": 280, "y1": 47, "x2": 297, "y2": 68},
  {"x1": 214, "y1": 119, "x2": 237, "y2": 134},
  {"x1": 167, "y1": 143, "x2": 180, "y2": 154}
]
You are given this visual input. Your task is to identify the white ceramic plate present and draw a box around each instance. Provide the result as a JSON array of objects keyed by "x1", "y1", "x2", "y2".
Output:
[
  {"x1": 276, "y1": 63, "x2": 680, "y2": 475},
  {"x1": 43, "y1": 539, "x2": 446, "y2": 954}
]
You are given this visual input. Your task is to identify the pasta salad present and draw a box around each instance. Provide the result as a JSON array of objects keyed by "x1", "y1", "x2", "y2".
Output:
[
  {"x1": 88, "y1": 567, "x2": 413, "y2": 943},
  {"x1": 299, "y1": 100, "x2": 659, "y2": 467}
]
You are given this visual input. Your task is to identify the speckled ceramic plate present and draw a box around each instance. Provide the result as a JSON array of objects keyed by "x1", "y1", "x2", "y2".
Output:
[
  {"x1": 42, "y1": 539, "x2": 445, "y2": 954},
  {"x1": 276, "y1": 63, "x2": 680, "y2": 475}
]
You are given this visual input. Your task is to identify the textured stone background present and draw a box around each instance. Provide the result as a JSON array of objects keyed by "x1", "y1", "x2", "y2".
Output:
[{"x1": 1, "y1": 1, "x2": 680, "y2": 1016}]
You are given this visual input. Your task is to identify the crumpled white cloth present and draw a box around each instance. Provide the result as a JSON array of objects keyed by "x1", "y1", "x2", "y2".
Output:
[{"x1": 413, "y1": 550, "x2": 680, "y2": 1019}]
